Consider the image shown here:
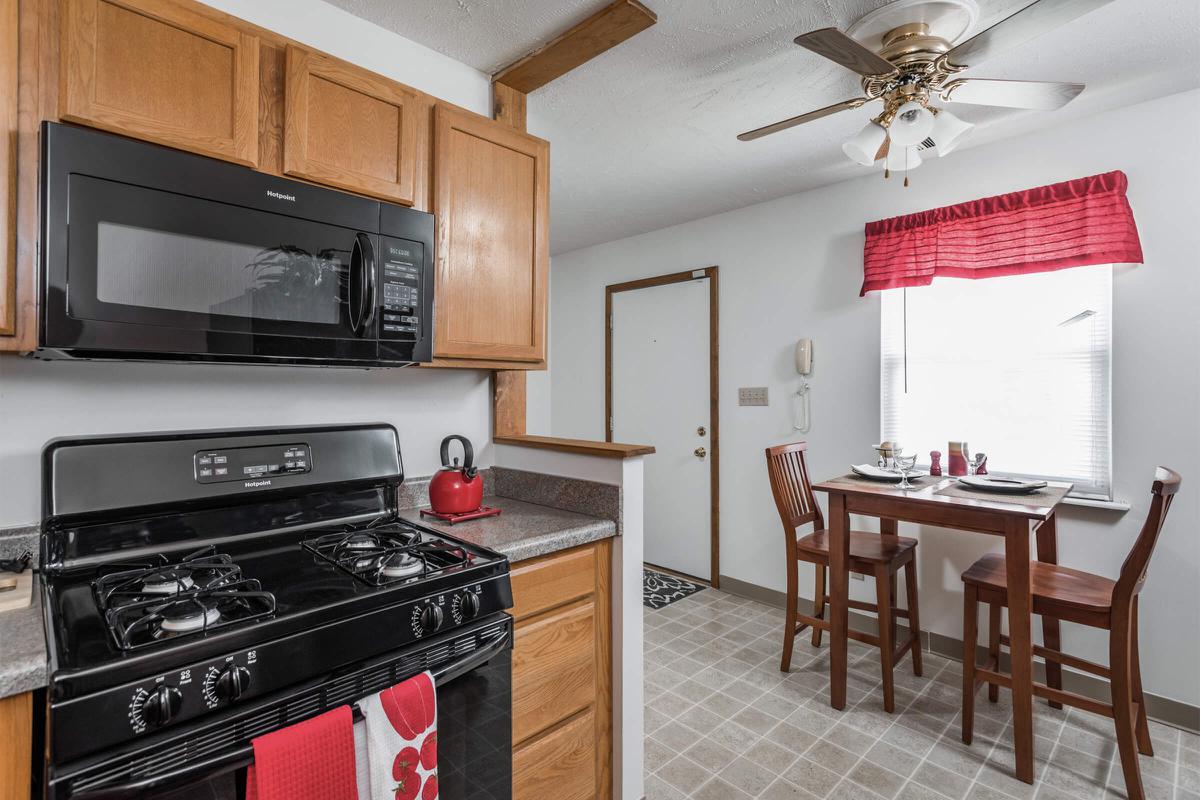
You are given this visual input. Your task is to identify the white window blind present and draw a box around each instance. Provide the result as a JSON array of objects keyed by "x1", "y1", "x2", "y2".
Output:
[{"x1": 880, "y1": 267, "x2": 1113, "y2": 499}]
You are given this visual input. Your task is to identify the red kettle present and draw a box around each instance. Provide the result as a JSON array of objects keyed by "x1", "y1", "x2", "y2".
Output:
[{"x1": 428, "y1": 435, "x2": 483, "y2": 515}]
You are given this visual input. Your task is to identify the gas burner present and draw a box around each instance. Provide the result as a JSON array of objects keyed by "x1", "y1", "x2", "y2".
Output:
[
  {"x1": 157, "y1": 599, "x2": 221, "y2": 633},
  {"x1": 303, "y1": 523, "x2": 473, "y2": 586},
  {"x1": 378, "y1": 551, "x2": 425, "y2": 579},
  {"x1": 93, "y1": 547, "x2": 243, "y2": 610}
]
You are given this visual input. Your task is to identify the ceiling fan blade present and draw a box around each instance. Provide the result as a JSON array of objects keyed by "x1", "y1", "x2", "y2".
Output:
[
  {"x1": 737, "y1": 98, "x2": 867, "y2": 141},
  {"x1": 874, "y1": 138, "x2": 890, "y2": 163},
  {"x1": 941, "y1": 78, "x2": 1084, "y2": 110},
  {"x1": 943, "y1": 0, "x2": 1115, "y2": 69},
  {"x1": 794, "y1": 28, "x2": 899, "y2": 77}
]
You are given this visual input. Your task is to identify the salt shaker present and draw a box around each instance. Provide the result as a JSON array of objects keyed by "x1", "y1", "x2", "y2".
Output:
[{"x1": 929, "y1": 450, "x2": 943, "y2": 476}]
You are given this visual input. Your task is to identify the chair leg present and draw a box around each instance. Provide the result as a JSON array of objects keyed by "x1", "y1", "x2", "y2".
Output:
[
  {"x1": 875, "y1": 564, "x2": 895, "y2": 713},
  {"x1": 782, "y1": 558, "x2": 799, "y2": 673},
  {"x1": 987, "y1": 602, "x2": 1001, "y2": 703},
  {"x1": 904, "y1": 559, "x2": 923, "y2": 676},
  {"x1": 1112, "y1": 619, "x2": 1145, "y2": 800},
  {"x1": 811, "y1": 564, "x2": 826, "y2": 648},
  {"x1": 1131, "y1": 598, "x2": 1154, "y2": 756},
  {"x1": 962, "y1": 584, "x2": 978, "y2": 745}
]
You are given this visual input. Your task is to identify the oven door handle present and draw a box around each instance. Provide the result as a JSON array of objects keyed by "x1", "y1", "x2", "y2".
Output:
[
  {"x1": 67, "y1": 628, "x2": 510, "y2": 800},
  {"x1": 432, "y1": 626, "x2": 510, "y2": 683}
]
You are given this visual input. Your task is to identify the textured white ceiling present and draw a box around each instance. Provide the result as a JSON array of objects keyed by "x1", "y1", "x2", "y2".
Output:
[{"x1": 327, "y1": 0, "x2": 1200, "y2": 254}]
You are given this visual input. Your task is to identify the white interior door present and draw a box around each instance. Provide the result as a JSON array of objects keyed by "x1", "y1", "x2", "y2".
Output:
[{"x1": 612, "y1": 277, "x2": 711, "y2": 580}]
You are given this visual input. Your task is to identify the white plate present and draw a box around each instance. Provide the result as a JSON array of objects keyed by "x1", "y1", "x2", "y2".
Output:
[
  {"x1": 851, "y1": 464, "x2": 927, "y2": 482},
  {"x1": 958, "y1": 476, "x2": 1047, "y2": 494}
]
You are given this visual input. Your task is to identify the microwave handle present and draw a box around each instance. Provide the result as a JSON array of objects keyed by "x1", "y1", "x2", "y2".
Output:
[
  {"x1": 66, "y1": 628, "x2": 510, "y2": 800},
  {"x1": 349, "y1": 233, "x2": 376, "y2": 336}
]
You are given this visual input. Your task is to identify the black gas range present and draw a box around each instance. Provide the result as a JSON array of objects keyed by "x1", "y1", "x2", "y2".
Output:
[{"x1": 37, "y1": 424, "x2": 513, "y2": 800}]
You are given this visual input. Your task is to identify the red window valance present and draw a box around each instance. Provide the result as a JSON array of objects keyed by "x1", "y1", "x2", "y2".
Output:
[{"x1": 860, "y1": 170, "x2": 1143, "y2": 296}]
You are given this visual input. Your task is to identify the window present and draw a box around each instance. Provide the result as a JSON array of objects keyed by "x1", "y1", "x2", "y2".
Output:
[{"x1": 880, "y1": 267, "x2": 1112, "y2": 499}]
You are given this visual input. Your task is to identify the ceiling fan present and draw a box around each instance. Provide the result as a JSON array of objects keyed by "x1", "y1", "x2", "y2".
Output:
[{"x1": 738, "y1": 0, "x2": 1115, "y2": 183}]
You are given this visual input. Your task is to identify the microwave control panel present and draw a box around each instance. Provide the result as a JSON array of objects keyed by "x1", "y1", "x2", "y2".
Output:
[
  {"x1": 379, "y1": 238, "x2": 422, "y2": 340},
  {"x1": 194, "y1": 443, "x2": 311, "y2": 484}
]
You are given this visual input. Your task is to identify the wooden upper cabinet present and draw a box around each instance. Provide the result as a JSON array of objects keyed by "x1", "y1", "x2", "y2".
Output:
[
  {"x1": 61, "y1": 0, "x2": 259, "y2": 166},
  {"x1": 433, "y1": 104, "x2": 548, "y2": 363},
  {"x1": 283, "y1": 46, "x2": 423, "y2": 205}
]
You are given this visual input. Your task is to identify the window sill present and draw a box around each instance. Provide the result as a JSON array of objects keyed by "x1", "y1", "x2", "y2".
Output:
[{"x1": 1062, "y1": 496, "x2": 1131, "y2": 512}]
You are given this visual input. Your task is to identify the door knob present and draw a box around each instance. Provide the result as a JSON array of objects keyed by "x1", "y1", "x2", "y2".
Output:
[{"x1": 694, "y1": 447, "x2": 707, "y2": 459}]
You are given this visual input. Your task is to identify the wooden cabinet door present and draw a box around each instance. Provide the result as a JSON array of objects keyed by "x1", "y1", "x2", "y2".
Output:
[
  {"x1": 513, "y1": 709, "x2": 596, "y2": 800},
  {"x1": 512, "y1": 601, "x2": 596, "y2": 745},
  {"x1": 283, "y1": 46, "x2": 422, "y2": 205},
  {"x1": 1, "y1": 0, "x2": 16, "y2": 336},
  {"x1": 61, "y1": 0, "x2": 259, "y2": 166},
  {"x1": 433, "y1": 104, "x2": 548, "y2": 363}
]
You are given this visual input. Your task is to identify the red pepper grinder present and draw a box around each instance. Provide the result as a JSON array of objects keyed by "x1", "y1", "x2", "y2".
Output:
[{"x1": 929, "y1": 450, "x2": 943, "y2": 476}]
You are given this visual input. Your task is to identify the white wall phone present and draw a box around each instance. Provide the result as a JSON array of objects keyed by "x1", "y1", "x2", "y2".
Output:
[{"x1": 793, "y1": 338, "x2": 812, "y2": 432}]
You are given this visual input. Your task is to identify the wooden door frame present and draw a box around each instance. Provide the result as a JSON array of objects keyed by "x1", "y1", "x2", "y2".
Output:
[{"x1": 605, "y1": 267, "x2": 720, "y2": 588}]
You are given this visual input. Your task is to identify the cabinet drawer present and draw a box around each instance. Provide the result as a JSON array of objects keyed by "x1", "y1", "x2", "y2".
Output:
[
  {"x1": 61, "y1": 0, "x2": 259, "y2": 166},
  {"x1": 513, "y1": 710, "x2": 596, "y2": 800},
  {"x1": 283, "y1": 45, "x2": 424, "y2": 205},
  {"x1": 510, "y1": 544, "x2": 596, "y2": 622},
  {"x1": 513, "y1": 601, "x2": 595, "y2": 744}
]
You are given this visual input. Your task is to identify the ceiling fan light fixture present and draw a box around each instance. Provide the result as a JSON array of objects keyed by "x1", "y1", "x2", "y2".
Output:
[
  {"x1": 889, "y1": 100, "x2": 935, "y2": 146},
  {"x1": 931, "y1": 108, "x2": 974, "y2": 156},
  {"x1": 884, "y1": 143, "x2": 922, "y2": 173},
  {"x1": 842, "y1": 121, "x2": 888, "y2": 166}
]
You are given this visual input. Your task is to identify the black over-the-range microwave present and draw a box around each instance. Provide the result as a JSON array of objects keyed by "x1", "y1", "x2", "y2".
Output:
[{"x1": 35, "y1": 122, "x2": 435, "y2": 367}]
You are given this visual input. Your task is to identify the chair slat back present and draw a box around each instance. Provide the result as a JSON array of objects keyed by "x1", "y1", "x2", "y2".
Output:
[
  {"x1": 765, "y1": 442, "x2": 824, "y2": 537},
  {"x1": 1115, "y1": 467, "x2": 1182, "y2": 606}
]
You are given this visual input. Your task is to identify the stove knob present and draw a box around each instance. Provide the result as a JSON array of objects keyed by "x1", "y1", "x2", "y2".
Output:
[
  {"x1": 216, "y1": 665, "x2": 251, "y2": 703},
  {"x1": 419, "y1": 604, "x2": 443, "y2": 635},
  {"x1": 142, "y1": 684, "x2": 183, "y2": 727},
  {"x1": 458, "y1": 592, "x2": 480, "y2": 621}
]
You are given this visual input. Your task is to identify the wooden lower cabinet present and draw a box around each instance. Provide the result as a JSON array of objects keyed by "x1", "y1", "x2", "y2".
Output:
[
  {"x1": 0, "y1": 691, "x2": 33, "y2": 800},
  {"x1": 513, "y1": 710, "x2": 597, "y2": 800},
  {"x1": 510, "y1": 539, "x2": 612, "y2": 800}
]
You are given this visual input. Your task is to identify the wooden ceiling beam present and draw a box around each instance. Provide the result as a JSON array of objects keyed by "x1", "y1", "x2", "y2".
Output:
[{"x1": 492, "y1": 0, "x2": 657, "y2": 94}]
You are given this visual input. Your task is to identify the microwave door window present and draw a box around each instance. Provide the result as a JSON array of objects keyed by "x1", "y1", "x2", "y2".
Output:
[
  {"x1": 95, "y1": 223, "x2": 347, "y2": 328},
  {"x1": 66, "y1": 174, "x2": 362, "y2": 341}
]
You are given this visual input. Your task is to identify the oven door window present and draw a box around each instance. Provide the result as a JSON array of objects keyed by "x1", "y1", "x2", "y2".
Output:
[{"x1": 66, "y1": 174, "x2": 369, "y2": 340}]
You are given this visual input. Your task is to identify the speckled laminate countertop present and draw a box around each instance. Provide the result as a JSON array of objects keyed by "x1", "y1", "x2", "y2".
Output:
[
  {"x1": 0, "y1": 575, "x2": 49, "y2": 698},
  {"x1": 398, "y1": 495, "x2": 616, "y2": 563}
]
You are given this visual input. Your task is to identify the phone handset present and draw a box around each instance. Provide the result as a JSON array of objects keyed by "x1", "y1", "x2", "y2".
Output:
[{"x1": 793, "y1": 339, "x2": 812, "y2": 433}]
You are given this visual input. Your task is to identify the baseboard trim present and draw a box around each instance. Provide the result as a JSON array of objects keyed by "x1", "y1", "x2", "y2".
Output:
[{"x1": 716, "y1": 574, "x2": 1200, "y2": 734}]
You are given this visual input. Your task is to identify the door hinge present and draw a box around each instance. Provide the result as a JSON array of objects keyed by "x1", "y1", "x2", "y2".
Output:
[
  {"x1": 609, "y1": 416, "x2": 614, "y2": 431},
  {"x1": 608, "y1": 314, "x2": 613, "y2": 332}
]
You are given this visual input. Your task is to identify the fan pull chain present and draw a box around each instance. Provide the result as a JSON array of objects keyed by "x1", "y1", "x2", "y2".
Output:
[{"x1": 903, "y1": 148, "x2": 910, "y2": 188}]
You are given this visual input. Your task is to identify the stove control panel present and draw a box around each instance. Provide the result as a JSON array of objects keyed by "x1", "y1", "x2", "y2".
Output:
[
  {"x1": 125, "y1": 651, "x2": 259, "y2": 733},
  {"x1": 194, "y1": 443, "x2": 311, "y2": 484}
]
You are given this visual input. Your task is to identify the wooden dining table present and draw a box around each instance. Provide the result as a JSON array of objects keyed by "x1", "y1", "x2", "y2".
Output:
[{"x1": 812, "y1": 473, "x2": 1073, "y2": 784}]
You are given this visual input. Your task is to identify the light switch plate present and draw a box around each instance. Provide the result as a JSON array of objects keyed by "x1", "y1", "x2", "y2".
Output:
[{"x1": 738, "y1": 387, "x2": 769, "y2": 406}]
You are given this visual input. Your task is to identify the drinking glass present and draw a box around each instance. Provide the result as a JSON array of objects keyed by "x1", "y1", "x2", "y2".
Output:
[{"x1": 895, "y1": 453, "x2": 919, "y2": 490}]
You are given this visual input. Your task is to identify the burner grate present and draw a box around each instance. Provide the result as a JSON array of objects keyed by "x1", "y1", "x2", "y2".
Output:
[
  {"x1": 104, "y1": 578, "x2": 276, "y2": 651},
  {"x1": 302, "y1": 524, "x2": 472, "y2": 586}
]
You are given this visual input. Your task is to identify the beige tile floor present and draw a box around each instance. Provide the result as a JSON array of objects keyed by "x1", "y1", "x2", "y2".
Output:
[{"x1": 643, "y1": 587, "x2": 1200, "y2": 800}]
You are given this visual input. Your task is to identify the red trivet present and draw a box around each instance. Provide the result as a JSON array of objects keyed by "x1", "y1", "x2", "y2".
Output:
[{"x1": 419, "y1": 506, "x2": 502, "y2": 524}]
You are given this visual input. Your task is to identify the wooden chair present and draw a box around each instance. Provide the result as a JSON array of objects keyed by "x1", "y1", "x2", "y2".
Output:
[
  {"x1": 961, "y1": 467, "x2": 1181, "y2": 800},
  {"x1": 765, "y1": 441, "x2": 923, "y2": 712}
]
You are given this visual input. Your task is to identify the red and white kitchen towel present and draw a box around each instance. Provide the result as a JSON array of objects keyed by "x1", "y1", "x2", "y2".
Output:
[
  {"x1": 246, "y1": 706, "x2": 358, "y2": 800},
  {"x1": 358, "y1": 670, "x2": 439, "y2": 800}
]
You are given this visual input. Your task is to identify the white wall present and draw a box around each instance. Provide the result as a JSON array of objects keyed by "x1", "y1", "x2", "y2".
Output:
[
  {"x1": 538, "y1": 89, "x2": 1200, "y2": 707},
  {"x1": 0, "y1": 0, "x2": 496, "y2": 527}
]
